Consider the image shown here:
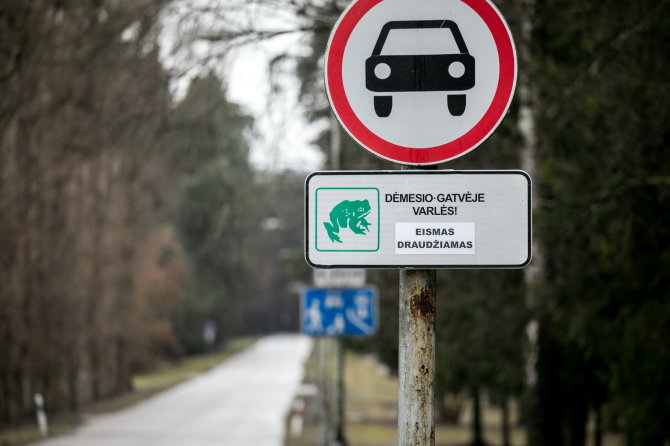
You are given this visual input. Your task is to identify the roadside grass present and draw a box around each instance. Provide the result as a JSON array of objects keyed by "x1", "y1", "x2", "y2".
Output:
[
  {"x1": 346, "y1": 351, "x2": 524, "y2": 445},
  {"x1": 87, "y1": 336, "x2": 257, "y2": 414},
  {"x1": 344, "y1": 350, "x2": 623, "y2": 446},
  {"x1": 0, "y1": 337, "x2": 257, "y2": 446},
  {"x1": 0, "y1": 418, "x2": 79, "y2": 446},
  {"x1": 284, "y1": 339, "x2": 326, "y2": 446}
]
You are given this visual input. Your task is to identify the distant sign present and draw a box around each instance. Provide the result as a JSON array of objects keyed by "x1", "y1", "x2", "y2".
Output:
[
  {"x1": 305, "y1": 170, "x2": 531, "y2": 268},
  {"x1": 301, "y1": 288, "x2": 378, "y2": 337},
  {"x1": 325, "y1": 0, "x2": 517, "y2": 165},
  {"x1": 313, "y1": 269, "x2": 366, "y2": 288}
]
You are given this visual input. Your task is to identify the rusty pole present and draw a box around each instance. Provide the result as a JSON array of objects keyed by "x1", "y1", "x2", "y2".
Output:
[
  {"x1": 398, "y1": 163, "x2": 437, "y2": 446},
  {"x1": 399, "y1": 269, "x2": 436, "y2": 445}
]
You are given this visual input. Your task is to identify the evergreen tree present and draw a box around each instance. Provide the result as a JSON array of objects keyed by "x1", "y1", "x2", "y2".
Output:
[
  {"x1": 165, "y1": 74, "x2": 260, "y2": 353},
  {"x1": 533, "y1": 0, "x2": 670, "y2": 442}
]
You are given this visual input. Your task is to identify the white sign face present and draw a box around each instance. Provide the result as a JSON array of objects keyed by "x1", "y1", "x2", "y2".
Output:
[
  {"x1": 325, "y1": 0, "x2": 517, "y2": 165},
  {"x1": 305, "y1": 171, "x2": 531, "y2": 268},
  {"x1": 313, "y1": 269, "x2": 367, "y2": 288}
]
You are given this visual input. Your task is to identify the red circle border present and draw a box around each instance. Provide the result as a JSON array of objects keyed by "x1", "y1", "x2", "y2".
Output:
[{"x1": 325, "y1": 0, "x2": 517, "y2": 165}]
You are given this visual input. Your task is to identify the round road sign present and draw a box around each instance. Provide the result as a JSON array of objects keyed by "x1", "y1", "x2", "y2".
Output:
[{"x1": 325, "y1": 0, "x2": 517, "y2": 165}]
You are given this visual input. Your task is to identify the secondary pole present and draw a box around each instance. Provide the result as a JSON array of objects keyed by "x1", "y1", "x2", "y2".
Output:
[
  {"x1": 318, "y1": 339, "x2": 330, "y2": 445},
  {"x1": 330, "y1": 112, "x2": 347, "y2": 446},
  {"x1": 334, "y1": 338, "x2": 347, "y2": 445}
]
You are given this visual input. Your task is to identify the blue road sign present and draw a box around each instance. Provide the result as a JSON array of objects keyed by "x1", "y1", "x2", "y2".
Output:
[{"x1": 301, "y1": 287, "x2": 377, "y2": 337}]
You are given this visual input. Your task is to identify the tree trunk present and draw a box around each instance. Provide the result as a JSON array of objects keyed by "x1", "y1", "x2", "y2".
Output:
[
  {"x1": 501, "y1": 397, "x2": 511, "y2": 446},
  {"x1": 515, "y1": 0, "x2": 554, "y2": 443},
  {"x1": 567, "y1": 395, "x2": 588, "y2": 446},
  {"x1": 528, "y1": 329, "x2": 564, "y2": 446},
  {"x1": 566, "y1": 362, "x2": 591, "y2": 446},
  {"x1": 471, "y1": 386, "x2": 485, "y2": 446},
  {"x1": 593, "y1": 406, "x2": 602, "y2": 446}
]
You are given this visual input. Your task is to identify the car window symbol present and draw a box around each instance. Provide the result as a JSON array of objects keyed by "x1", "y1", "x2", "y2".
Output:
[{"x1": 365, "y1": 20, "x2": 475, "y2": 118}]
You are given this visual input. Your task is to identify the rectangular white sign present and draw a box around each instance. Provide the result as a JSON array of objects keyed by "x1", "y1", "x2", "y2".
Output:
[
  {"x1": 395, "y1": 222, "x2": 476, "y2": 255},
  {"x1": 305, "y1": 170, "x2": 531, "y2": 268},
  {"x1": 313, "y1": 268, "x2": 366, "y2": 288}
]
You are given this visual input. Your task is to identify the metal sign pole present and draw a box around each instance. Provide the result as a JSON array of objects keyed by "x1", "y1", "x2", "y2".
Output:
[
  {"x1": 334, "y1": 338, "x2": 347, "y2": 445},
  {"x1": 398, "y1": 164, "x2": 436, "y2": 446},
  {"x1": 318, "y1": 339, "x2": 329, "y2": 445},
  {"x1": 302, "y1": 286, "x2": 377, "y2": 446},
  {"x1": 399, "y1": 265, "x2": 437, "y2": 445}
]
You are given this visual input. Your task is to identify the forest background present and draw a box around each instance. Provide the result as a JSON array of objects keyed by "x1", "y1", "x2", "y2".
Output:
[{"x1": 0, "y1": 1, "x2": 668, "y2": 445}]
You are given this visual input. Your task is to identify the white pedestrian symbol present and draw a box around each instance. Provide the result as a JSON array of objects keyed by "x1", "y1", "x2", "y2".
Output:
[
  {"x1": 328, "y1": 314, "x2": 346, "y2": 335},
  {"x1": 306, "y1": 299, "x2": 323, "y2": 332}
]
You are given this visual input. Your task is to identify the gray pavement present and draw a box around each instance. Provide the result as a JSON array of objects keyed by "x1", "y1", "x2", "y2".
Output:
[{"x1": 34, "y1": 334, "x2": 313, "y2": 446}]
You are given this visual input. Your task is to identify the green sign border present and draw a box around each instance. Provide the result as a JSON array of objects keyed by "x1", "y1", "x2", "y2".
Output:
[{"x1": 315, "y1": 187, "x2": 380, "y2": 252}]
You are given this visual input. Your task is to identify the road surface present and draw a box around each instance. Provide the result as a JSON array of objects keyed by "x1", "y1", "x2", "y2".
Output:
[{"x1": 35, "y1": 334, "x2": 313, "y2": 446}]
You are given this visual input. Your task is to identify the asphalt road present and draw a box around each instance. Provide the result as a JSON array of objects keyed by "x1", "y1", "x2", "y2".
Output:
[{"x1": 35, "y1": 334, "x2": 313, "y2": 446}]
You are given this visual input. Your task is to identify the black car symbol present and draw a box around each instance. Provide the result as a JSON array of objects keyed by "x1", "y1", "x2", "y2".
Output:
[{"x1": 365, "y1": 20, "x2": 475, "y2": 117}]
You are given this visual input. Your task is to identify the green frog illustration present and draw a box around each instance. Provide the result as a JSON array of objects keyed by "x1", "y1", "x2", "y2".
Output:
[{"x1": 324, "y1": 200, "x2": 372, "y2": 243}]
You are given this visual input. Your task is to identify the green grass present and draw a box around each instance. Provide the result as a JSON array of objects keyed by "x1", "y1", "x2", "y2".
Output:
[
  {"x1": 346, "y1": 352, "x2": 397, "y2": 422},
  {"x1": 0, "y1": 337, "x2": 257, "y2": 446},
  {"x1": 0, "y1": 418, "x2": 79, "y2": 446},
  {"x1": 88, "y1": 337, "x2": 257, "y2": 414},
  {"x1": 343, "y1": 351, "x2": 623, "y2": 446}
]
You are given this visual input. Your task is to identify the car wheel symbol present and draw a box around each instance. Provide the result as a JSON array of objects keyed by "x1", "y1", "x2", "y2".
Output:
[
  {"x1": 374, "y1": 96, "x2": 392, "y2": 117},
  {"x1": 448, "y1": 94, "x2": 466, "y2": 116}
]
